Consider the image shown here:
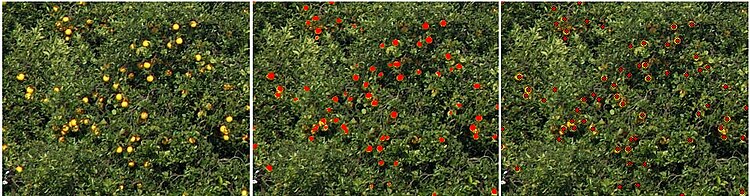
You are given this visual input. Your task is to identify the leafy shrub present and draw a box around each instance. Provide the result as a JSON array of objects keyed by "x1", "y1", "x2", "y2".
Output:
[
  {"x1": 2, "y1": 2, "x2": 250, "y2": 195},
  {"x1": 253, "y1": 2, "x2": 499, "y2": 195},
  {"x1": 501, "y1": 2, "x2": 748, "y2": 195}
]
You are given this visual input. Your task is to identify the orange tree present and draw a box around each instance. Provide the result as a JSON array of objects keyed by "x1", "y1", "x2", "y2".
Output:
[
  {"x1": 253, "y1": 2, "x2": 499, "y2": 195},
  {"x1": 501, "y1": 2, "x2": 748, "y2": 195},
  {"x1": 2, "y1": 2, "x2": 250, "y2": 195}
]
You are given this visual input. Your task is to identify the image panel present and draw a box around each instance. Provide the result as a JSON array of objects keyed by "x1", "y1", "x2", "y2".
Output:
[
  {"x1": 2, "y1": 2, "x2": 251, "y2": 195},
  {"x1": 501, "y1": 2, "x2": 748, "y2": 195},
  {"x1": 253, "y1": 2, "x2": 499, "y2": 195}
]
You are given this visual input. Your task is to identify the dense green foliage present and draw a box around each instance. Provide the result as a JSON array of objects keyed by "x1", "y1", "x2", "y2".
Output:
[
  {"x1": 3, "y1": 2, "x2": 250, "y2": 195},
  {"x1": 501, "y1": 2, "x2": 748, "y2": 195},
  {"x1": 254, "y1": 2, "x2": 499, "y2": 195}
]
